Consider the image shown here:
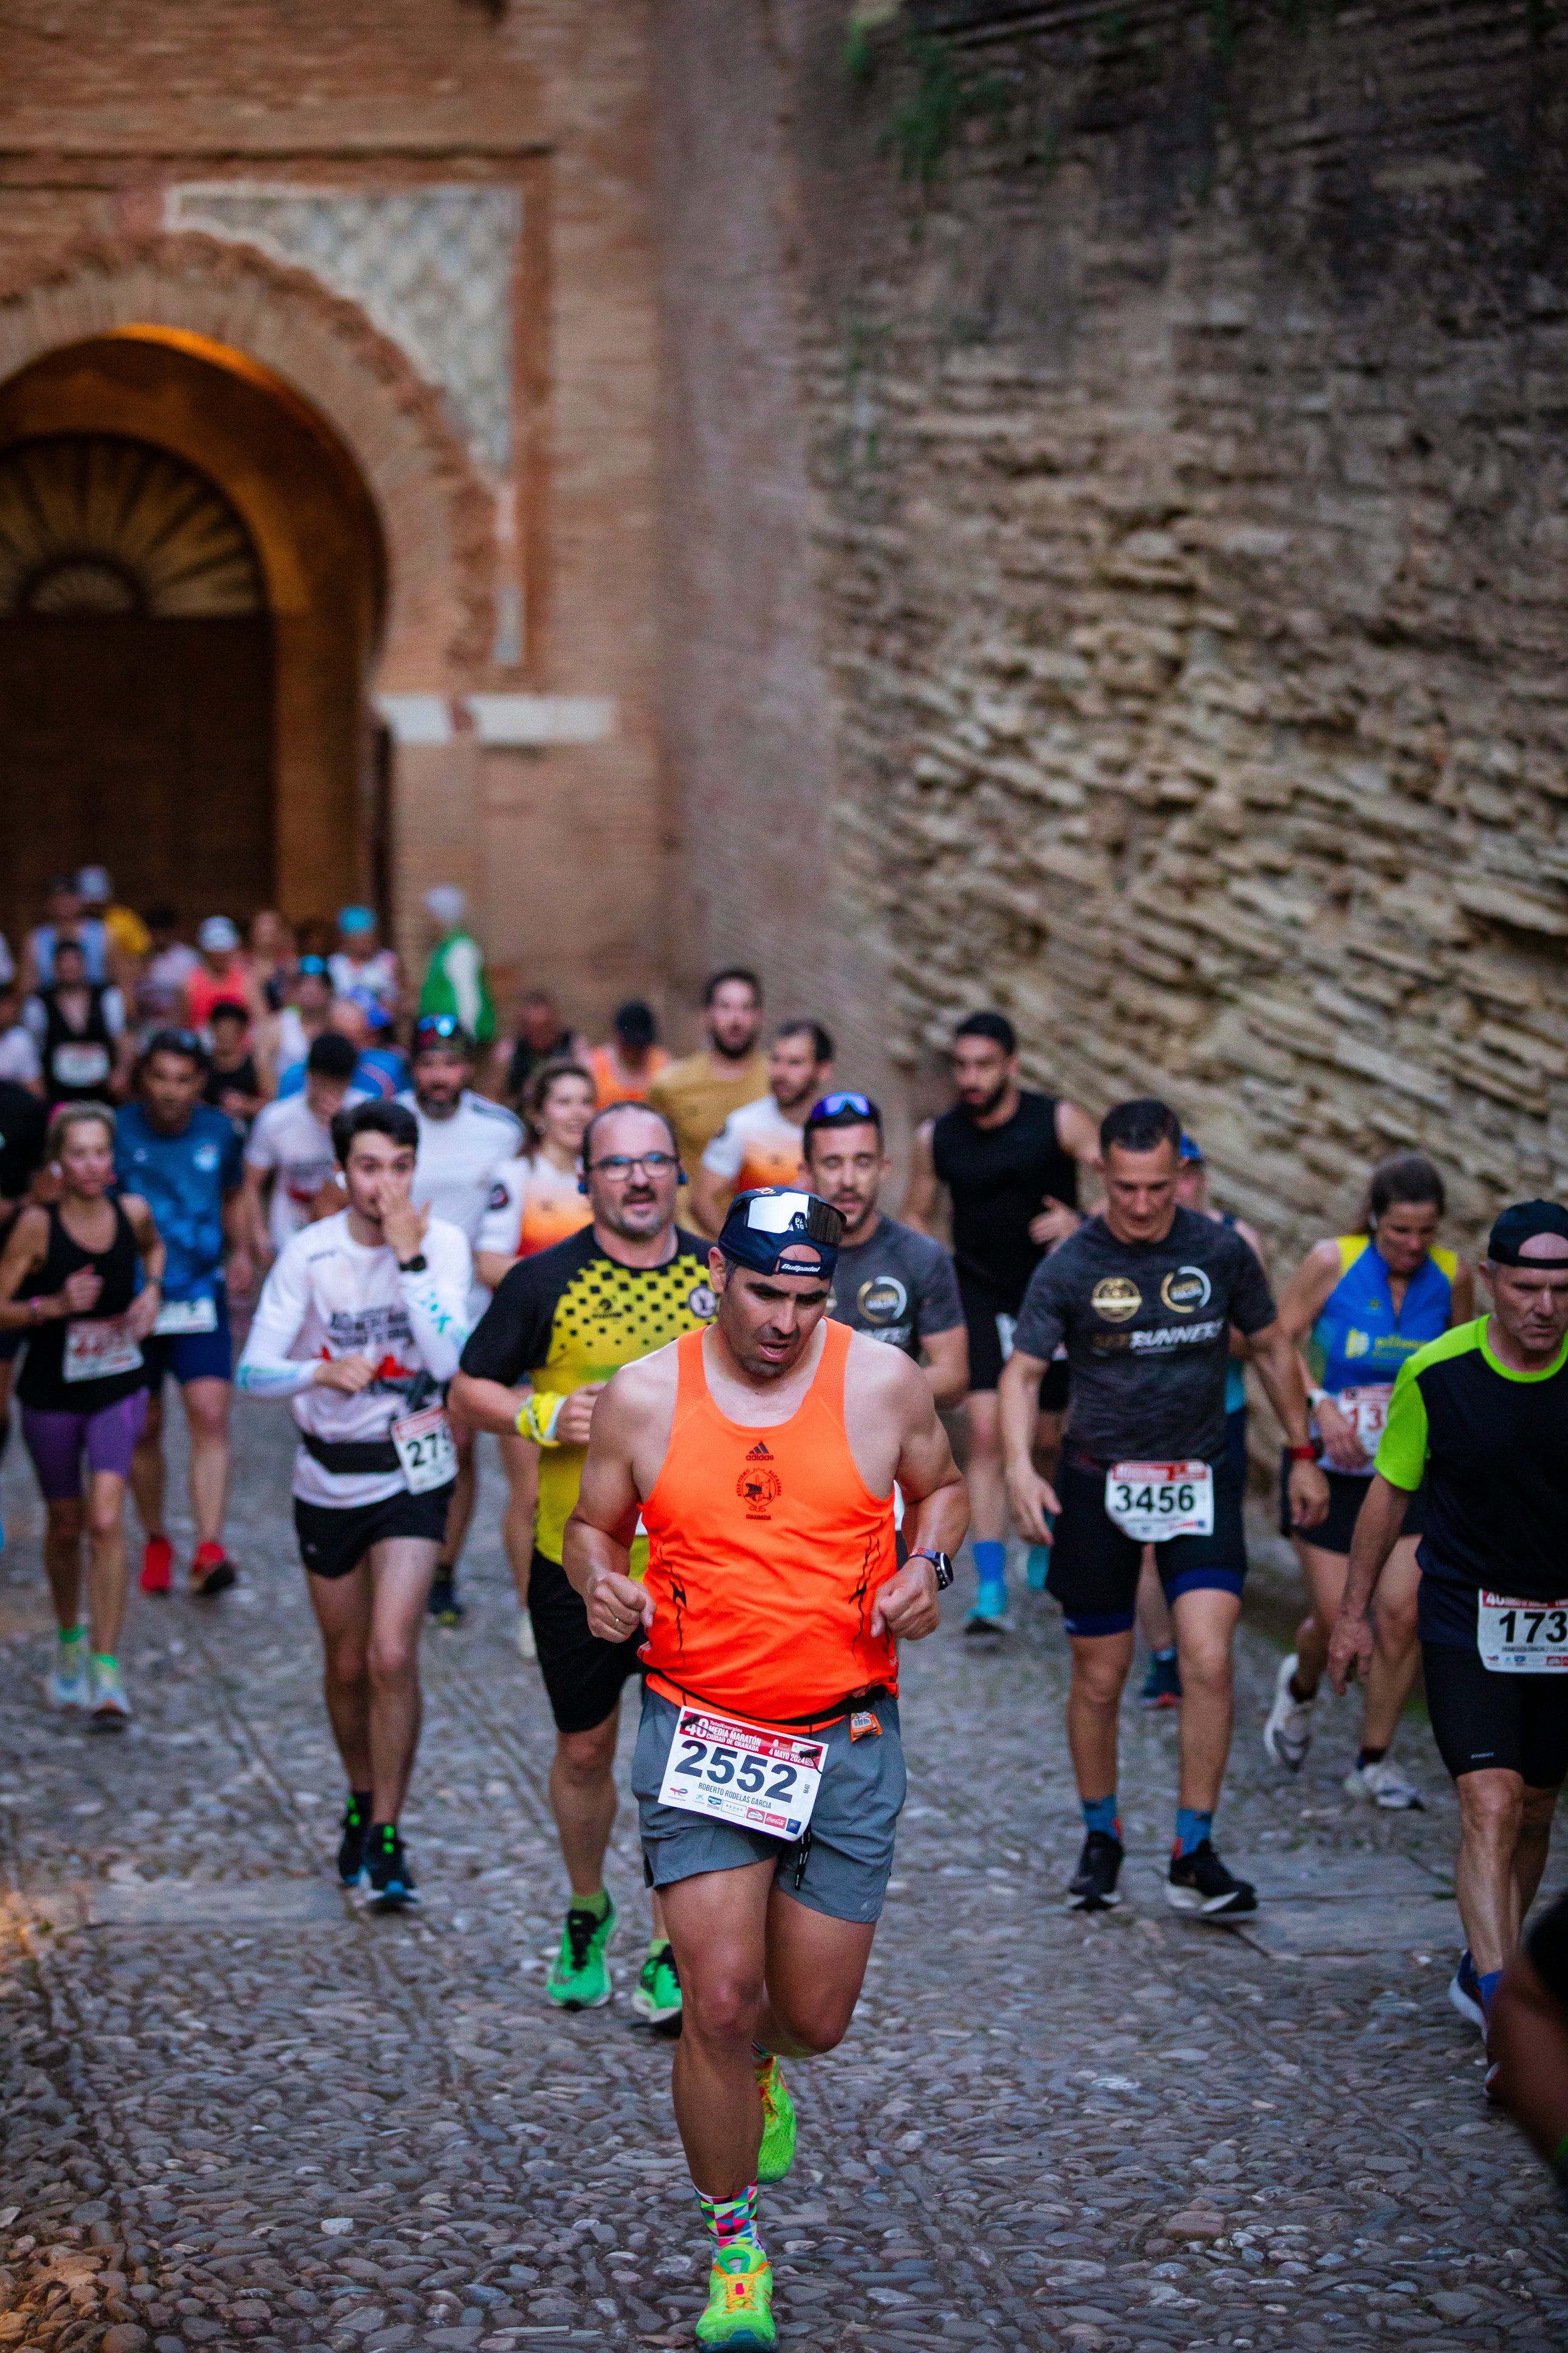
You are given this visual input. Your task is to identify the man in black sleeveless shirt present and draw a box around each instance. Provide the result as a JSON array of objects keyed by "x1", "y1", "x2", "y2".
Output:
[{"x1": 904, "y1": 1012, "x2": 1099, "y2": 1629}]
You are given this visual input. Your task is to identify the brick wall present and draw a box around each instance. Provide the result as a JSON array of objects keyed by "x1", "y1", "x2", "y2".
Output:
[{"x1": 659, "y1": 0, "x2": 1568, "y2": 1246}]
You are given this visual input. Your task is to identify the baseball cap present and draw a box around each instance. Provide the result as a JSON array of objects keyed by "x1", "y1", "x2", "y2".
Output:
[
  {"x1": 613, "y1": 999, "x2": 657, "y2": 1048},
  {"x1": 424, "y1": 885, "x2": 467, "y2": 929},
  {"x1": 1179, "y1": 1133, "x2": 1204, "y2": 1163},
  {"x1": 717, "y1": 1187, "x2": 842, "y2": 1279},
  {"x1": 198, "y1": 915, "x2": 240, "y2": 953},
  {"x1": 76, "y1": 865, "x2": 112, "y2": 901},
  {"x1": 1486, "y1": 1200, "x2": 1568, "y2": 1266},
  {"x1": 338, "y1": 904, "x2": 376, "y2": 935}
]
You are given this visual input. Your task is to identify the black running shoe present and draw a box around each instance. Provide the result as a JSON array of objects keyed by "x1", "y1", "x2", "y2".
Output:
[
  {"x1": 365, "y1": 1823, "x2": 420, "y2": 1908},
  {"x1": 428, "y1": 1571, "x2": 464, "y2": 1627},
  {"x1": 337, "y1": 1791, "x2": 372, "y2": 1888},
  {"x1": 1067, "y1": 1830, "x2": 1124, "y2": 1911},
  {"x1": 1165, "y1": 1838, "x2": 1256, "y2": 1917}
]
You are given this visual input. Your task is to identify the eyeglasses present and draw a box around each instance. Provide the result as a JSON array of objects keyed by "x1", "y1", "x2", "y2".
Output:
[
  {"x1": 587, "y1": 1151, "x2": 679, "y2": 1178},
  {"x1": 807, "y1": 1091, "x2": 877, "y2": 1122}
]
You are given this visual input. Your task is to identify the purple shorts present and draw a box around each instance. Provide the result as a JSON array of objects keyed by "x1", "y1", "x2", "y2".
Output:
[{"x1": 21, "y1": 1392, "x2": 148, "y2": 1502}]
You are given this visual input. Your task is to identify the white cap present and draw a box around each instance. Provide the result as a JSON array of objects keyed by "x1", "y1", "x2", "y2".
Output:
[
  {"x1": 424, "y1": 884, "x2": 467, "y2": 929},
  {"x1": 198, "y1": 915, "x2": 241, "y2": 952},
  {"x1": 76, "y1": 865, "x2": 112, "y2": 901}
]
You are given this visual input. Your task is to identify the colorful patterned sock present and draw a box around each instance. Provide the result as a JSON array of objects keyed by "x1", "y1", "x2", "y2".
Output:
[
  {"x1": 1175, "y1": 1806, "x2": 1213, "y2": 1857},
  {"x1": 695, "y1": 2181, "x2": 762, "y2": 2252},
  {"x1": 1082, "y1": 1793, "x2": 1120, "y2": 1839}
]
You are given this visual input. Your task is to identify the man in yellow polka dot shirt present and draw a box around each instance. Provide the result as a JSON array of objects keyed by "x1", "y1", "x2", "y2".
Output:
[{"x1": 451, "y1": 1102, "x2": 715, "y2": 2019}]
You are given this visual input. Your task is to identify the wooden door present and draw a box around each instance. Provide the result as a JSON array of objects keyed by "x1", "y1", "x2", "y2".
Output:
[{"x1": 0, "y1": 614, "x2": 273, "y2": 951}]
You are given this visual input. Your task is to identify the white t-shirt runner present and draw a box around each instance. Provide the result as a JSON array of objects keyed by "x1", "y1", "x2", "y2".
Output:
[
  {"x1": 245, "y1": 1090, "x2": 368, "y2": 1258},
  {"x1": 700, "y1": 1093, "x2": 806, "y2": 1196},
  {"x1": 235, "y1": 1209, "x2": 472, "y2": 1508},
  {"x1": 397, "y1": 1090, "x2": 524, "y2": 1246}
]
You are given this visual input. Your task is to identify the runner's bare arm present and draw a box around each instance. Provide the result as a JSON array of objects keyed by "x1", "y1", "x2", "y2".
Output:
[
  {"x1": 448, "y1": 1366, "x2": 533, "y2": 1437},
  {"x1": 998, "y1": 1345, "x2": 1059, "y2": 1541},
  {"x1": 690, "y1": 1163, "x2": 731, "y2": 1242},
  {"x1": 563, "y1": 1358, "x2": 668, "y2": 1640},
  {"x1": 1248, "y1": 1317, "x2": 1330, "y2": 1527},
  {"x1": 1327, "y1": 1472, "x2": 1409, "y2": 1692},
  {"x1": 236, "y1": 1163, "x2": 273, "y2": 1265},
  {"x1": 1055, "y1": 1097, "x2": 1102, "y2": 1170},
  {"x1": 474, "y1": 1249, "x2": 519, "y2": 1293},
  {"x1": 122, "y1": 1193, "x2": 167, "y2": 1339},
  {"x1": 899, "y1": 1119, "x2": 939, "y2": 1234},
  {"x1": 0, "y1": 1203, "x2": 50, "y2": 1324},
  {"x1": 921, "y1": 1321, "x2": 968, "y2": 1409}
]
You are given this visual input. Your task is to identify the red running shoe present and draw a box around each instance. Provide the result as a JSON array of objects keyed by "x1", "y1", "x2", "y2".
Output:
[
  {"x1": 140, "y1": 1535, "x2": 174, "y2": 1595},
  {"x1": 190, "y1": 1541, "x2": 238, "y2": 1598}
]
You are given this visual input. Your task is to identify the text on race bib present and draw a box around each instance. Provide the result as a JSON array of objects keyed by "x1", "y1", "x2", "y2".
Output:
[
  {"x1": 63, "y1": 1317, "x2": 143, "y2": 1384},
  {"x1": 1477, "y1": 1592, "x2": 1568, "y2": 1675},
  {"x1": 1104, "y1": 1460, "x2": 1214, "y2": 1544},
  {"x1": 391, "y1": 1406, "x2": 457, "y2": 1495},
  {"x1": 1332, "y1": 1384, "x2": 1392, "y2": 1450},
  {"x1": 657, "y1": 1707, "x2": 826, "y2": 1841},
  {"x1": 153, "y1": 1294, "x2": 217, "y2": 1336}
]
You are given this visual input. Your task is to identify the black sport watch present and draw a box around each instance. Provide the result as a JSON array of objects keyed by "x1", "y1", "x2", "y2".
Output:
[
  {"x1": 908, "y1": 1548, "x2": 954, "y2": 1590},
  {"x1": 396, "y1": 1254, "x2": 429, "y2": 1274}
]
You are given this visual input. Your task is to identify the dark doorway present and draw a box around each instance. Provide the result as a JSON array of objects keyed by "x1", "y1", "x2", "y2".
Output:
[{"x1": 0, "y1": 613, "x2": 274, "y2": 947}]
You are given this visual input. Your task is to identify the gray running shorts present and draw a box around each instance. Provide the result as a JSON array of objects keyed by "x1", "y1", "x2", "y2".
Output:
[{"x1": 632, "y1": 1683, "x2": 907, "y2": 1925}]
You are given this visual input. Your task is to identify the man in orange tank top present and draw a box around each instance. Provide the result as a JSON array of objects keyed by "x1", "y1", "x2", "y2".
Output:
[{"x1": 565, "y1": 1187, "x2": 968, "y2": 2349}]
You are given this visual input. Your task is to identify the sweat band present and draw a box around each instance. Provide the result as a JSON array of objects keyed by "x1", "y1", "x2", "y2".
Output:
[{"x1": 516, "y1": 1393, "x2": 565, "y2": 1446}]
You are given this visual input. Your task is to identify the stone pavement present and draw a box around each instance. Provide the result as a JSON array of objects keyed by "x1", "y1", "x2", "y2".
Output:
[{"x1": 1, "y1": 1400, "x2": 1564, "y2": 2353}]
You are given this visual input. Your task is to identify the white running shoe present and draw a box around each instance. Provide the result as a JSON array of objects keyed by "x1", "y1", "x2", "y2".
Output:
[
  {"x1": 1344, "y1": 1756, "x2": 1423, "y2": 1810},
  {"x1": 1262, "y1": 1652, "x2": 1315, "y2": 1771},
  {"x1": 88, "y1": 1657, "x2": 132, "y2": 1729},
  {"x1": 44, "y1": 1638, "x2": 91, "y2": 1711},
  {"x1": 516, "y1": 1613, "x2": 536, "y2": 1661}
]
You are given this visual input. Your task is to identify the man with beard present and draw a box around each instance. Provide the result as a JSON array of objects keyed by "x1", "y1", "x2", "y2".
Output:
[
  {"x1": 648, "y1": 970, "x2": 768, "y2": 1239},
  {"x1": 803, "y1": 1091, "x2": 967, "y2": 1407},
  {"x1": 692, "y1": 1020, "x2": 834, "y2": 1239},
  {"x1": 903, "y1": 1011, "x2": 1100, "y2": 1630},
  {"x1": 450, "y1": 1103, "x2": 717, "y2": 2026}
]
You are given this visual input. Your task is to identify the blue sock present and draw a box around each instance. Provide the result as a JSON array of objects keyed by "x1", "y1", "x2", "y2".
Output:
[
  {"x1": 1025, "y1": 1544, "x2": 1050, "y2": 1591},
  {"x1": 973, "y1": 1540, "x2": 1006, "y2": 1599},
  {"x1": 1479, "y1": 1969, "x2": 1503, "y2": 2013},
  {"x1": 1175, "y1": 1806, "x2": 1213, "y2": 1857},
  {"x1": 1082, "y1": 1793, "x2": 1120, "y2": 1839}
]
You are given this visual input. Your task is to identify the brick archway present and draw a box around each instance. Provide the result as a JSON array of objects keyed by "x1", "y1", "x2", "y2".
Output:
[{"x1": 0, "y1": 233, "x2": 494, "y2": 684}]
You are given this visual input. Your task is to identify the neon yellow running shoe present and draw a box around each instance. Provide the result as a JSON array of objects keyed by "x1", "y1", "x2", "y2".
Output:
[
  {"x1": 694, "y1": 2245, "x2": 774, "y2": 2348},
  {"x1": 755, "y1": 2055, "x2": 796, "y2": 2183}
]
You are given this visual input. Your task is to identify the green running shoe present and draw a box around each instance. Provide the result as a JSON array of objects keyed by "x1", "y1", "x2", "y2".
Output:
[
  {"x1": 695, "y1": 2245, "x2": 774, "y2": 2348},
  {"x1": 755, "y1": 2055, "x2": 796, "y2": 2183},
  {"x1": 632, "y1": 1939, "x2": 682, "y2": 2027},
  {"x1": 547, "y1": 1895, "x2": 617, "y2": 2009}
]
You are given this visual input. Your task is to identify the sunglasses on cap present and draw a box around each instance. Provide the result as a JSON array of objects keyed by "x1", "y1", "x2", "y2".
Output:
[
  {"x1": 806, "y1": 1091, "x2": 877, "y2": 1123},
  {"x1": 414, "y1": 1014, "x2": 471, "y2": 1048}
]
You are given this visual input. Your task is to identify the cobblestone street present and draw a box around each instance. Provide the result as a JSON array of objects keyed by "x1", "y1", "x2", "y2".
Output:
[{"x1": 1, "y1": 1399, "x2": 1564, "y2": 2353}]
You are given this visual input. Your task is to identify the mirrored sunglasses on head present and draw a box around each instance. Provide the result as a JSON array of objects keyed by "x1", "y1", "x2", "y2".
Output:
[{"x1": 414, "y1": 1014, "x2": 471, "y2": 1049}]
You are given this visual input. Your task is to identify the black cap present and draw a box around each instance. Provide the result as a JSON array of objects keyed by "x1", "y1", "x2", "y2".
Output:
[
  {"x1": 614, "y1": 999, "x2": 657, "y2": 1049},
  {"x1": 1487, "y1": 1200, "x2": 1568, "y2": 1266}
]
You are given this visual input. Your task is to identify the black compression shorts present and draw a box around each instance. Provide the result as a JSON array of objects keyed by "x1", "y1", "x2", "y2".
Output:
[
  {"x1": 1046, "y1": 1454, "x2": 1247, "y2": 1638},
  {"x1": 1277, "y1": 1455, "x2": 1426, "y2": 1552},
  {"x1": 960, "y1": 1277, "x2": 1069, "y2": 1409},
  {"x1": 294, "y1": 1483, "x2": 454, "y2": 1581},
  {"x1": 1422, "y1": 1640, "x2": 1568, "y2": 1789},
  {"x1": 527, "y1": 1548, "x2": 645, "y2": 1736}
]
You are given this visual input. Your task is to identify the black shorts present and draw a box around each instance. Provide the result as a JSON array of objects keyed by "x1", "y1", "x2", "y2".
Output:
[
  {"x1": 527, "y1": 1547, "x2": 644, "y2": 1736},
  {"x1": 0, "y1": 1327, "x2": 24, "y2": 1365},
  {"x1": 1278, "y1": 1453, "x2": 1426, "y2": 1551},
  {"x1": 1047, "y1": 1454, "x2": 1247, "y2": 1638},
  {"x1": 294, "y1": 1483, "x2": 454, "y2": 1581},
  {"x1": 1422, "y1": 1640, "x2": 1568, "y2": 1790},
  {"x1": 961, "y1": 1277, "x2": 1069, "y2": 1409}
]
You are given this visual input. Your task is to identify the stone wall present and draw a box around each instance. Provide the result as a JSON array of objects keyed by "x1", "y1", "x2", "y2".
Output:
[{"x1": 660, "y1": 0, "x2": 1568, "y2": 1256}]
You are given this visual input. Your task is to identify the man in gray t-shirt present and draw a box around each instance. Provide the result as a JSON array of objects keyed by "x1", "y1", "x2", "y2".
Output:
[
  {"x1": 802, "y1": 1091, "x2": 967, "y2": 1408},
  {"x1": 998, "y1": 1096, "x2": 1326, "y2": 1926}
]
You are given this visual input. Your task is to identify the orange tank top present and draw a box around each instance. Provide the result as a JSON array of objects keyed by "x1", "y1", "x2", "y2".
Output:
[{"x1": 640, "y1": 1319, "x2": 898, "y2": 1722}]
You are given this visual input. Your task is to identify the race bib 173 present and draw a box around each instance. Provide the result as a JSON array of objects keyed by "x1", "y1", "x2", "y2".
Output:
[{"x1": 1478, "y1": 1592, "x2": 1568, "y2": 1674}]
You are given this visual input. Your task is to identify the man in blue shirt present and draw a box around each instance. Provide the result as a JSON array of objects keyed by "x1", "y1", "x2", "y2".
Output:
[{"x1": 116, "y1": 1030, "x2": 250, "y2": 1598}]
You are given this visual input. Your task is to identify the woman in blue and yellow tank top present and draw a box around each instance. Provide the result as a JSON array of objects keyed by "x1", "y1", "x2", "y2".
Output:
[{"x1": 1265, "y1": 1155, "x2": 1473, "y2": 1806}]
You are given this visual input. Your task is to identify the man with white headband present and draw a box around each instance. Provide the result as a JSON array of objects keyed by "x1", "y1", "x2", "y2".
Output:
[
  {"x1": 564, "y1": 1184, "x2": 968, "y2": 2349},
  {"x1": 1330, "y1": 1198, "x2": 1568, "y2": 2071}
]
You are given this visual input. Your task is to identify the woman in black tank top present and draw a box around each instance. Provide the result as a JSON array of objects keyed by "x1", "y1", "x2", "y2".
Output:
[{"x1": 0, "y1": 1103, "x2": 165, "y2": 1723}]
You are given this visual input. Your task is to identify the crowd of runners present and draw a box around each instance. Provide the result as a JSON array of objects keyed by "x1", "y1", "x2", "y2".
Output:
[{"x1": 2, "y1": 901, "x2": 1566, "y2": 2348}]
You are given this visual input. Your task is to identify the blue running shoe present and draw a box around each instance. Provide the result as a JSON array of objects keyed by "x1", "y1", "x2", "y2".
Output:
[{"x1": 1449, "y1": 1949, "x2": 1485, "y2": 2032}]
